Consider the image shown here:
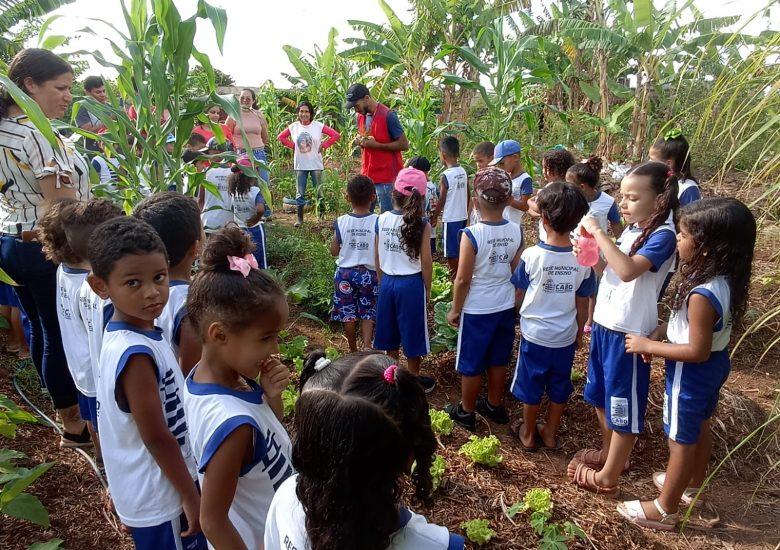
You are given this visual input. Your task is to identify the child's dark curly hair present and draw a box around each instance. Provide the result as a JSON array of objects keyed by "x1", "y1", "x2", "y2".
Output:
[
  {"x1": 293, "y1": 389, "x2": 405, "y2": 550},
  {"x1": 537, "y1": 181, "x2": 590, "y2": 234},
  {"x1": 346, "y1": 175, "x2": 375, "y2": 207},
  {"x1": 341, "y1": 354, "x2": 437, "y2": 503},
  {"x1": 542, "y1": 147, "x2": 576, "y2": 180},
  {"x1": 392, "y1": 189, "x2": 425, "y2": 261},
  {"x1": 88, "y1": 217, "x2": 167, "y2": 281},
  {"x1": 672, "y1": 198, "x2": 755, "y2": 325},
  {"x1": 37, "y1": 198, "x2": 79, "y2": 265},
  {"x1": 187, "y1": 226, "x2": 285, "y2": 336},
  {"x1": 625, "y1": 161, "x2": 679, "y2": 256},
  {"x1": 133, "y1": 191, "x2": 201, "y2": 268},
  {"x1": 60, "y1": 198, "x2": 123, "y2": 262},
  {"x1": 299, "y1": 349, "x2": 375, "y2": 393},
  {"x1": 567, "y1": 155, "x2": 603, "y2": 189},
  {"x1": 228, "y1": 166, "x2": 257, "y2": 197}
]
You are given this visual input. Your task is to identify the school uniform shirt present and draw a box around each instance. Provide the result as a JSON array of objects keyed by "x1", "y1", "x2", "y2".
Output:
[
  {"x1": 512, "y1": 243, "x2": 597, "y2": 347},
  {"x1": 441, "y1": 166, "x2": 468, "y2": 223},
  {"x1": 264, "y1": 475, "x2": 464, "y2": 550},
  {"x1": 96, "y1": 322, "x2": 197, "y2": 528},
  {"x1": 540, "y1": 190, "x2": 620, "y2": 243},
  {"x1": 425, "y1": 181, "x2": 438, "y2": 238},
  {"x1": 78, "y1": 280, "x2": 113, "y2": 390},
  {"x1": 156, "y1": 280, "x2": 189, "y2": 360},
  {"x1": 56, "y1": 266, "x2": 94, "y2": 396},
  {"x1": 678, "y1": 178, "x2": 701, "y2": 207},
  {"x1": 593, "y1": 223, "x2": 677, "y2": 336},
  {"x1": 461, "y1": 220, "x2": 523, "y2": 314},
  {"x1": 667, "y1": 276, "x2": 731, "y2": 351},
  {"x1": 91, "y1": 155, "x2": 120, "y2": 186},
  {"x1": 502, "y1": 172, "x2": 533, "y2": 227},
  {"x1": 201, "y1": 165, "x2": 233, "y2": 233},
  {"x1": 184, "y1": 370, "x2": 293, "y2": 549},
  {"x1": 231, "y1": 186, "x2": 264, "y2": 228},
  {"x1": 376, "y1": 211, "x2": 424, "y2": 276},
  {"x1": 335, "y1": 212, "x2": 378, "y2": 270}
]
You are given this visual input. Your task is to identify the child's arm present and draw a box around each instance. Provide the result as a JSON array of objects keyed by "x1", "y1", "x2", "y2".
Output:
[
  {"x1": 178, "y1": 317, "x2": 202, "y2": 377},
  {"x1": 625, "y1": 294, "x2": 717, "y2": 363},
  {"x1": 260, "y1": 358, "x2": 291, "y2": 422},
  {"x1": 374, "y1": 233, "x2": 383, "y2": 283},
  {"x1": 421, "y1": 223, "x2": 433, "y2": 300},
  {"x1": 120, "y1": 355, "x2": 201, "y2": 536},
  {"x1": 330, "y1": 221, "x2": 341, "y2": 257},
  {"x1": 526, "y1": 197, "x2": 541, "y2": 218},
  {"x1": 507, "y1": 177, "x2": 532, "y2": 212},
  {"x1": 510, "y1": 258, "x2": 530, "y2": 309},
  {"x1": 246, "y1": 194, "x2": 266, "y2": 228},
  {"x1": 200, "y1": 424, "x2": 252, "y2": 550},
  {"x1": 197, "y1": 185, "x2": 205, "y2": 211},
  {"x1": 446, "y1": 232, "x2": 475, "y2": 327},
  {"x1": 575, "y1": 296, "x2": 588, "y2": 347},
  {"x1": 431, "y1": 177, "x2": 448, "y2": 227},
  {"x1": 582, "y1": 217, "x2": 656, "y2": 282}
]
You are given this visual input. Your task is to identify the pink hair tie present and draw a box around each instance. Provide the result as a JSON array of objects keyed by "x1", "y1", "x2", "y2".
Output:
[
  {"x1": 383, "y1": 364, "x2": 398, "y2": 385},
  {"x1": 228, "y1": 254, "x2": 258, "y2": 277}
]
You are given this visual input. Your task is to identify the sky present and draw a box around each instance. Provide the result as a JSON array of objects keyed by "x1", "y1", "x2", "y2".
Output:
[{"x1": 37, "y1": 0, "x2": 778, "y2": 88}]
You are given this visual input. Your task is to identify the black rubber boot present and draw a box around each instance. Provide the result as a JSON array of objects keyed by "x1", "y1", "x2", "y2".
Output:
[{"x1": 295, "y1": 205, "x2": 304, "y2": 227}]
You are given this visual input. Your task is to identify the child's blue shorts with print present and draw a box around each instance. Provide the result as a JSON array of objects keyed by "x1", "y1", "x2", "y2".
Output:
[
  {"x1": 456, "y1": 308, "x2": 516, "y2": 376},
  {"x1": 584, "y1": 323, "x2": 651, "y2": 434},
  {"x1": 664, "y1": 351, "x2": 730, "y2": 444},
  {"x1": 331, "y1": 265, "x2": 379, "y2": 322},
  {"x1": 511, "y1": 338, "x2": 576, "y2": 405}
]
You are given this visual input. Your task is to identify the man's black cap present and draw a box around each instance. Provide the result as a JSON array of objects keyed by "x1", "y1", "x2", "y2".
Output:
[{"x1": 345, "y1": 83, "x2": 370, "y2": 108}]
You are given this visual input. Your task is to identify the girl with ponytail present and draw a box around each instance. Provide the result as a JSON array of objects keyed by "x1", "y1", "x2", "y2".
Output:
[
  {"x1": 650, "y1": 130, "x2": 701, "y2": 207},
  {"x1": 568, "y1": 161, "x2": 678, "y2": 496},
  {"x1": 373, "y1": 168, "x2": 435, "y2": 392},
  {"x1": 183, "y1": 226, "x2": 293, "y2": 549}
]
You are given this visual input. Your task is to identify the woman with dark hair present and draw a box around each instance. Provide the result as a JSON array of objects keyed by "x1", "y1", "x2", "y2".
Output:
[
  {"x1": 278, "y1": 101, "x2": 341, "y2": 227},
  {"x1": 0, "y1": 48, "x2": 91, "y2": 446}
]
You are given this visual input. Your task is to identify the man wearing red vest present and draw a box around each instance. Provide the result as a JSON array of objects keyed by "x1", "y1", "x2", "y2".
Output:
[{"x1": 345, "y1": 84, "x2": 409, "y2": 213}]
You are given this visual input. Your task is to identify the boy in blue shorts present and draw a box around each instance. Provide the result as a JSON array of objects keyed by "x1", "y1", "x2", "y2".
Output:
[
  {"x1": 330, "y1": 175, "x2": 379, "y2": 352},
  {"x1": 430, "y1": 136, "x2": 468, "y2": 274},
  {"x1": 444, "y1": 167, "x2": 523, "y2": 431},
  {"x1": 510, "y1": 182, "x2": 596, "y2": 450}
]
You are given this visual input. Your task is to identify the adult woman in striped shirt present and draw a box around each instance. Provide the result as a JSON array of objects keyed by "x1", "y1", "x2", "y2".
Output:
[{"x1": 0, "y1": 48, "x2": 91, "y2": 446}]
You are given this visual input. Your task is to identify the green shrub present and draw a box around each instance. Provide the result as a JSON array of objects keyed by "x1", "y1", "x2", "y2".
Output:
[
  {"x1": 460, "y1": 519, "x2": 495, "y2": 545},
  {"x1": 458, "y1": 435, "x2": 503, "y2": 467},
  {"x1": 429, "y1": 408, "x2": 454, "y2": 436}
]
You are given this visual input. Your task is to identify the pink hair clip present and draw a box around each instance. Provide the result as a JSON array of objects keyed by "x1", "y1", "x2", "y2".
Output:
[
  {"x1": 228, "y1": 254, "x2": 258, "y2": 277},
  {"x1": 383, "y1": 364, "x2": 398, "y2": 385}
]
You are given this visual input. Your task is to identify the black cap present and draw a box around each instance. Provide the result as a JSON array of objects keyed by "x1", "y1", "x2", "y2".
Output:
[
  {"x1": 407, "y1": 156, "x2": 431, "y2": 173},
  {"x1": 345, "y1": 83, "x2": 370, "y2": 108}
]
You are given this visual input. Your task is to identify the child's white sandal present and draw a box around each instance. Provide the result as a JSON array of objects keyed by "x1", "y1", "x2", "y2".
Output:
[{"x1": 617, "y1": 499, "x2": 679, "y2": 532}]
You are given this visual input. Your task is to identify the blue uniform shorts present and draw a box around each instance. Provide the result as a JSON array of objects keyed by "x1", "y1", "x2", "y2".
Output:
[
  {"x1": 331, "y1": 266, "x2": 379, "y2": 322},
  {"x1": 583, "y1": 323, "x2": 651, "y2": 434},
  {"x1": 443, "y1": 220, "x2": 467, "y2": 258},
  {"x1": 245, "y1": 224, "x2": 267, "y2": 269},
  {"x1": 77, "y1": 392, "x2": 98, "y2": 430},
  {"x1": 664, "y1": 351, "x2": 730, "y2": 444},
  {"x1": 456, "y1": 308, "x2": 516, "y2": 376},
  {"x1": 374, "y1": 274, "x2": 429, "y2": 358},
  {"x1": 130, "y1": 513, "x2": 207, "y2": 550},
  {"x1": 511, "y1": 339, "x2": 576, "y2": 405}
]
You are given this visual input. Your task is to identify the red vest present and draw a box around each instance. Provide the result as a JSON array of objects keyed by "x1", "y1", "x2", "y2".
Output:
[{"x1": 357, "y1": 103, "x2": 404, "y2": 184}]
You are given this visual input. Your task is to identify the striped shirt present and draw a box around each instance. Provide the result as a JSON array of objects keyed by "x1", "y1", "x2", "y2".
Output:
[{"x1": 0, "y1": 115, "x2": 90, "y2": 233}]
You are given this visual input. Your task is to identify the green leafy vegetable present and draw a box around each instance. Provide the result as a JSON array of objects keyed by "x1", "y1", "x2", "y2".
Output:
[
  {"x1": 279, "y1": 333, "x2": 308, "y2": 363},
  {"x1": 430, "y1": 301, "x2": 458, "y2": 353},
  {"x1": 458, "y1": 435, "x2": 503, "y2": 467},
  {"x1": 430, "y1": 455, "x2": 446, "y2": 491},
  {"x1": 281, "y1": 385, "x2": 299, "y2": 417},
  {"x1": 429, "y1": 408, "x2": 454, "y2": 436},
  {"x1": 525, "y1": 487, "x2": 553, "y2": 517},
  {"x1": 460, "y1": 519, "x2": 495, "y2": 545},
  {"x1": 430, "y1": 263, "x2": 452, "y2": 303}
]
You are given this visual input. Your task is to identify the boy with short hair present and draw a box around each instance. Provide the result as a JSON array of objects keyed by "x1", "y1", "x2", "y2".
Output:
[
  {"x1": 490, "y1": 140, "x2": 533, "y2": 232},
  {"x1": 407, "y1": 156, "x2": 437, "y2": 253},
  {"x1": 329, "y1": 175, "x2": 379, "y2": 352},
  {"x1": 431, "y1": 136, "x2": 468, "y2": 273},
  {"x1": 510, "y1": 182, "x2": 596, "y2": 451},
  {"x1": 134, "y1": 192, "x2": 204, "y2": 374},
  {"x1": 88, "y1": 216, "x2": 204, "y2": 550},
  {"x1": 444, "y1": 167, "x2": 523, "y2": 431},
  {"x1": 468, "y1": 141, "x2": 495, "y2": 226}
]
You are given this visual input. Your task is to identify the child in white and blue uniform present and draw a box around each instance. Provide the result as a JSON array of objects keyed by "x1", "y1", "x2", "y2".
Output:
[
  {"x1": 228, "y1": 155, "x2": 267, "y2": 269},
  {"x1": 431, "y1": 137, "x2": 468, "y2": 273},
  {"x1": 183, "y1": 226, "x2": 293, "y2": 549},
  {"x1": 568, "y1": 162, "x2": 678, "y2": 496},
  {"x1": 88, "y1": 217, "x2": 204, "y2": 550},
  {"x1": 444, "y1": 167, "x2": 523, "y2": 431},
  {"x1": 330, "y1": 175, "x2": 379, "y2": 352},
  {"x1": 649, "y1": 131, "x2": 701, "y2": 208},
  {"x1": 407, "y1": 156, "x2": 437, "y2": 254},
  {"x1": 618, "y1": 198, "x2": 756, "y2": 531},
  {"x1": 510, "y1": 182, "x2": 595, "y2": 451},
  {"x1": 374, "y1": 168, "x2": 435, "y2": 392}
]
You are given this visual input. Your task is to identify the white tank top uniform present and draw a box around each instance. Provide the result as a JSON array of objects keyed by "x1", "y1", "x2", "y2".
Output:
[
  {"x1": 231, "y1": 186, "x2": 264, "y2": 228},
  {"x1": 335, "y1": 213, "x2": 378, "y2": 270},
  {"x1": 96, "y1": 322, "x2": 198, "y2": 528},
  {"x1": 156, "y1": 281, "x2": 189, "y2": 360},
  {"x1": 78, "y1": 280, "x2": 114, "y2": 390},
  {"x1": 461, "y1": 220, "x2": 523, "y2": 314},
  {"x1": 264, "y1": 475, "x2": 465, "y2": 550},
  {"x1": 677, "y1": 178, "x2": 701, "y2": 207},
  {"x1": 202, "y1": 165, "x2": 233, "y2": 233},
  {"x1": 503, "y1": 172, "x2": 532, "y2": 226},
  {"x1": 184, "y1": 370, "x2": 294, "y2": 549},
  {"x1": 593, "y1": 223, "x2": 677, "y2": 336},
  {"x1": 91, "y1": 155, "x2": 120, "y2": 186},
  {"x1": 56, "y1": 266, "x2": 94, "y2": 397},
  {"x1": 376, "y1": 211, "x2": 424, "y2": 276},
  {"x1": 288, "y1": 121, "x2": 325, "y2": 171},
  {"x1": 441, "y1": 166, "x2": 468, "y2": 223}
]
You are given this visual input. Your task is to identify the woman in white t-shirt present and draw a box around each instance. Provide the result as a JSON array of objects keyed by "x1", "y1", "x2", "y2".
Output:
[{"x1": 278, "y1": 101, "x2": 340, "y2": 227}]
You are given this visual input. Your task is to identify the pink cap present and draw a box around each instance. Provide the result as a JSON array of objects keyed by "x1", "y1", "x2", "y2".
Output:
[
  {"x1": 393, "y1": 167, "x2": 428, "y2": 197},
  {"x1": 236, "y1": 154, "x2": 252, "y2": 168}
]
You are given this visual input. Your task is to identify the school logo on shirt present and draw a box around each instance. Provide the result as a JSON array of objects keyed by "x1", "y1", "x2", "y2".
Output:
[{"x1": 542, "y1": 279, "x2": 574, "y2": 294}]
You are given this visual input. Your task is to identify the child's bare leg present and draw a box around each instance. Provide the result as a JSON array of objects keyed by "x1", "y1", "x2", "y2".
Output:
[
  {"x1": 595, "y1": 407, "x2": 612, "y2": 453},
  {"x1": 343, "y1": 321, "x2": 358, "y2": 353},
  {"x1": 360, "y1": 319, "x2": 374, "y2": 350},
  {"x1": 586, "y1": 296, "x2": 595, "y2": 327},
  {"x1": 461, "y1": 375, "x2": 481, "y2": 412},
  {"x1": 406, "y1": 355, "x2": 421, "y2": 375},
  {"x1": 651, "y1": 439, "x2": 697, "y2": 516},
  {"x1": 87, "y1": 422, "x2": 101, "y2": 461},
  {"x1": 689, "y1": 419, "x2": 712, "y2": 488},
  {"x1": 486, "y1": 366, "x2": 506, "y2": 408},
  {"x1": 539, "y1": 401, "x2": 565, "y2": 448},
  {"x1": 596, "y1": 432, "x2": 635, "y2": 487},
  {"x1": 520, "y1": 404, "x2": 539, "y2": 448}
]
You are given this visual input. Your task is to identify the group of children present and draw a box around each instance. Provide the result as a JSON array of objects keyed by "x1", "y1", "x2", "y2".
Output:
[{"x1": 327, "y1": 131, "x2": 756, "y2": 532}]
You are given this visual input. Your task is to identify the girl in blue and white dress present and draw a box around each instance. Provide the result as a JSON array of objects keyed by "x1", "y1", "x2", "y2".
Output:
[
  {"x1": 228, "y1": 155, "x2": 267, "y2": 269},
  {"x1": 620, "y1": 198, "x2": 756, "y2": 531}
]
